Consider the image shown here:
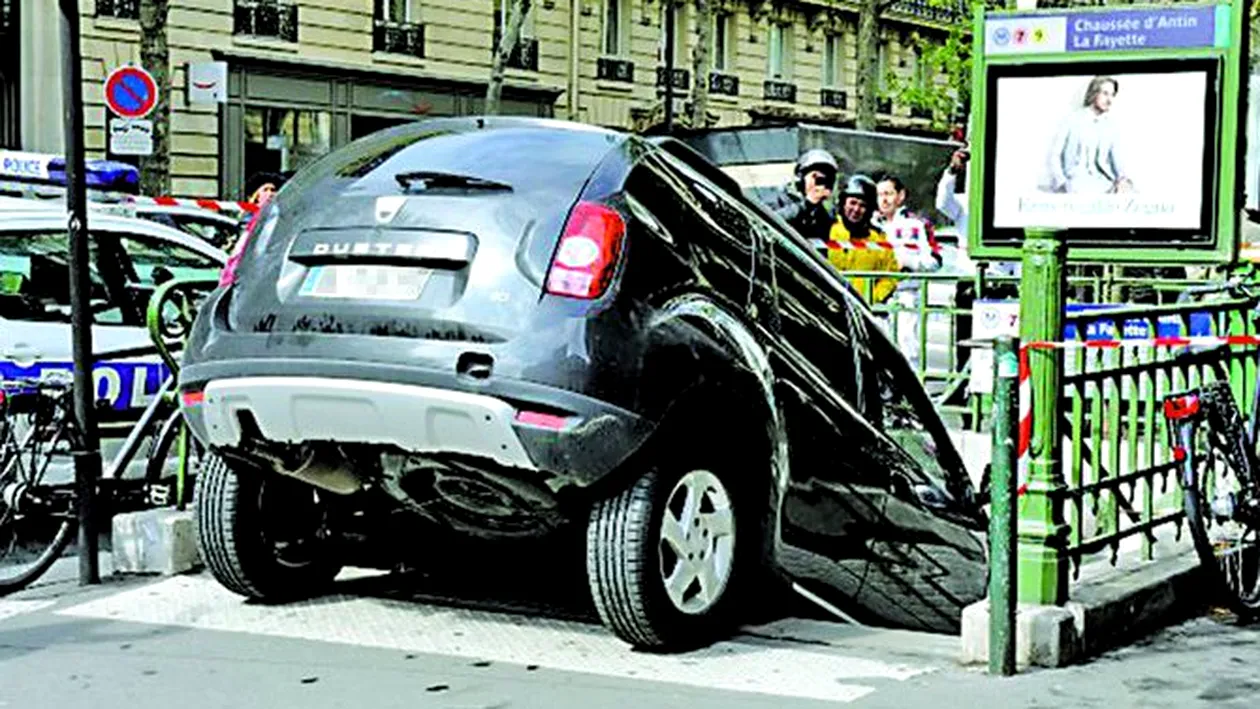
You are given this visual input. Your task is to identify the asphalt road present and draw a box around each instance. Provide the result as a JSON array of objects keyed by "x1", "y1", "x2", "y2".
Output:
[{"x1": 2, "y1": 553, "x2": 1257, "y2": 709}]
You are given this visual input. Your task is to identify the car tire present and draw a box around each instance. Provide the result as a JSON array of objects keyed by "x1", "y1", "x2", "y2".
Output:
[
  {"x1": 586, "y1": 452, "x2": 755, "y2": 650},
  {"x1": 195, "y1": 453, "x2": 342, "y2": 601}
]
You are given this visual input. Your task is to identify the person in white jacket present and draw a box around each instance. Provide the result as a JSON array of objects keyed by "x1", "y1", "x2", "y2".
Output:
[
  {"x1": 935, "y1": 150, "x2": 968, "y2": 236},
  {"x1": 936, "y1": 148, "x2": 1018, "y2": 279},
  {"x1": 874, "y1": 174, "x2": 942, "y2": 273}
]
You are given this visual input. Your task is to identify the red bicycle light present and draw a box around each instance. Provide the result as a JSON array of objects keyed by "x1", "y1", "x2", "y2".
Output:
[
  {"x1": 1163, "y1": 395, "x2": 1200, "y2": 421},
  {"x1": 545, "y1": 202, "x2": 626, "y2": 299},
  {"x1": 181, "y1": 389, "x2": 205, "y2": 407}
]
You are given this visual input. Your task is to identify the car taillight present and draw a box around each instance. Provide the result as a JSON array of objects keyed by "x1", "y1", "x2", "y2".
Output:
[
  {"x1": 1164, "y1": 395, "x2": 1200, "y2": 421},
  {"x1": 545, "y1": 202, "x2": 626, "y2": 299}
]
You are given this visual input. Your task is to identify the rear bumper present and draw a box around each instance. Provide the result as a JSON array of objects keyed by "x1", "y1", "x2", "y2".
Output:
[
  {"x1": 181, "y1": 363, "x2": 653, "y2": 488},
  {"x1": 199, "y1": 376, "x2": 538, "y2": 470}
]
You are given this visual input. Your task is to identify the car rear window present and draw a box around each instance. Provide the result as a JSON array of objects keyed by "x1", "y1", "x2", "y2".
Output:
[{"x1": 284, "y1": 122, "x2": 623, "y2": 200}]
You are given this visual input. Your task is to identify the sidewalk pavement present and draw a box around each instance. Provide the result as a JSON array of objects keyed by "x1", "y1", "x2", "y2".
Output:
[{"x1": 1, "y1": 556, "x2": 1256, "y2": 709}]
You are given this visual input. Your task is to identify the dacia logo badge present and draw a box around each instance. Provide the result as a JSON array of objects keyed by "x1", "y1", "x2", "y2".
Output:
[{"x1": 375, "y1": 196, "x2": 406, "y2": 224}]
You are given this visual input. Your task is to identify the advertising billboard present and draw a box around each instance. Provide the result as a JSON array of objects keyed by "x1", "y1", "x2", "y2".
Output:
[
  {"x1": 968, "y1": 3, "x2": 1246, "y2": 265},
  {"x1": 986, "y1": 59, "x2": 1217, "y2": 239}
]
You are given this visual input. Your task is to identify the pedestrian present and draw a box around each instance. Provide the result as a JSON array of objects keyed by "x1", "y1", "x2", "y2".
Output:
[
  {"x1": 826, "y1": 175, "x2": 900, "y2": 304},
  {"x1": 221, "y1": 171, "x2": 289, "y2": 284},
  {"x1": 768, "y1": 149, "x2": 840, "y2": 248},
  {"x1": 873, "y1": 173, "x2": 941, "y2": 273},
  {"x1": 935, "y1": 148, "x2": 969, "y2": 244},
  {"x1": 244, "y1": 170, "x2": 286, "y2": 209}
]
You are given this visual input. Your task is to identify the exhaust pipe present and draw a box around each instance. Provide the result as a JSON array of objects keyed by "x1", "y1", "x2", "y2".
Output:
[
  {"x1": 283, "y1": 447, "x2": 363, "y2": 495},
  {"x1": 245, "y1": 439, "x2": 363, "y2": 495}
]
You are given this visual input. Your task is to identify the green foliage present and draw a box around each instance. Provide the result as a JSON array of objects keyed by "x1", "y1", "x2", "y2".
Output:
[{"x1": 885, "y1": 0, "x2": 984, "y2": 131}]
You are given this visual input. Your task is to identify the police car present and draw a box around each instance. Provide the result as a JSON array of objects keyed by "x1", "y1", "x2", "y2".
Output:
[{"x1": 0, "y1": 154, "x2": 226, "y2": 413}]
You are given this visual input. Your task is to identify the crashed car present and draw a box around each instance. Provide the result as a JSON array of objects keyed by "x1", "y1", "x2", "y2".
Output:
[{"x1": 178, "y1": 117, "x2": 988, "y2": 650}]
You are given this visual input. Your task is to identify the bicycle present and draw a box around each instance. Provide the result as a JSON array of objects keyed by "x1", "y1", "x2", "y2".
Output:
[
  {"x1": 0, "y1": 278, "x2": 215, "y2": 594},
  {"x1": 1162, "y1": 276, "x2": 1260, "y2": 618}
]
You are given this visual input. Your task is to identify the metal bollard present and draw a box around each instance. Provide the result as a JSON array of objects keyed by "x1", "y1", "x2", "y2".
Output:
[{"x1": 988, "y1": 335, "x2": 1018, "y2": 676}]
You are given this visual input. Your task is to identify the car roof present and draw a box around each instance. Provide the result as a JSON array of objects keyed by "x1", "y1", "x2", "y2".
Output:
[
  {"x1": 1, "y1": 194, "x2": 241, "y2": 224},
  {"x1": 134, "y1": 203, "x2": 242, "y2": 224},
  {"x1": 0, "y1": 208, "x2": 228, "y2": 264}
]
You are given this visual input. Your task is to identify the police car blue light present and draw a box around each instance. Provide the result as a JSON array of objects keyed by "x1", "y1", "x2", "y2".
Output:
[{"x1": 0, "y1": 150, "x2": 140, "y2": 193}]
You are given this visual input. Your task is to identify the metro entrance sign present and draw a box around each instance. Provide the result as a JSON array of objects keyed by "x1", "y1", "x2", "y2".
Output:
[{"x1": 967, "y1": 2, "x2": 1248, "y2": 264}]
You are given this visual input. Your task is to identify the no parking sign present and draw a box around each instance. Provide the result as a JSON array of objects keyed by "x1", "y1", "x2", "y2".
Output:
[
  {"x1": 104, "y1": 65, "x2": 158, "y2": 119},
  {"x1": 104, "y1": 65, "x2": 158, "y2": 157}
]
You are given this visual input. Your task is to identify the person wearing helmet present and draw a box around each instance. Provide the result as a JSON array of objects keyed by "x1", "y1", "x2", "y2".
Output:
[
  {"x1": 826, "y1": 175, "x2": 900, "y2": 304},
  {"x1": 770, "y1": 149, "x2": 840, "y2": 246}
]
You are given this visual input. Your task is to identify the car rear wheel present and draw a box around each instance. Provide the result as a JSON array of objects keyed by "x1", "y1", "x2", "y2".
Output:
[
  {"x1": 195, "y1": 453, "x2": 342, "y2": 601},
  {"x1": 586, "y1": 456, "x2": 751, "y2": 650}
]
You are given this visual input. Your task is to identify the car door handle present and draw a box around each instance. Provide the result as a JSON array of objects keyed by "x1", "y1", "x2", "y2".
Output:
[{"x1": 4, "y1": 343, "x2": 42, "y2": 366}]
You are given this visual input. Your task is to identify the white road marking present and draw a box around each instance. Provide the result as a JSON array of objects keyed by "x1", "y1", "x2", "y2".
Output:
[
  {"x1": 0, "y1": 599, "x2": 55, "y2": 622},
  {"x1": 55, "y1": 574, "x2": 937, "y2": 703}
]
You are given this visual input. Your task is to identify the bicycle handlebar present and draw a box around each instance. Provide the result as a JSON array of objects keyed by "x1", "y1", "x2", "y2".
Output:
[{"x1": 1176, "y1": 276, "x2": 1259, "y2": 304}]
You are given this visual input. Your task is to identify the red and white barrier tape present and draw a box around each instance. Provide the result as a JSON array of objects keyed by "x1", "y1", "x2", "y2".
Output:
[
  {"x1": 828, "y1": 239, "x2": 941, "y2": 254},
  {"x1": 128, "y1": 195, "x2": 259, "y2": 214},
  {"x1": 1017, "y1": 347, "x2": 1031, "y2": 497},
  {"x1": 1014, "y1": 333, "x2": 1260, "y2": 497},
  {"x1": 812, "y1": 238, "x2": 942, "y2": 254}
]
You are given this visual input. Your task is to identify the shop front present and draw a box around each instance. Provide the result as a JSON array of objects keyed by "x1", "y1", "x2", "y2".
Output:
[{"x1": 215, "y1": 52, "x2": 562, "y2": 199}]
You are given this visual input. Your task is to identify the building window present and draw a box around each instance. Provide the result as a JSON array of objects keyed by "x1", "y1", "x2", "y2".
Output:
[
  {"x1": 494, "y1": 0, "x2": 538, "y2": 71},
  {"x1": 822, "y1": 33, "x2": 842, "y2": 88},
  {"x1": 768, "y1": 23, "x2": 792, "y2": 81},
  {"x1": 912, "y1": 47, "x2": 927, "y2": 90},
  {"x1": 96, "y1": 0, "x2": 140, "y2": 20},
  {"x1": 378, "y1": 0, "x2": 413, "y2": 23},
  {"x1": 877, "y1": 41, "x2": 889, "y2": 93},
  {"x1": 243, "y1": 107, "x2": 331, "y2": 187},
  {"x1": 603, "y1": 0, "x2": 625, "y2": 56},
  {"x1": 235, "y1": 0, "x2": 299, "y2": 43},
  {"x1": 657, "y1": 2, "x2": 686, "y2": 67},
  {"x1": 712, "y1": 12, "x2": 733, "y2": 73},
  {"x1": 374, "y1": 0, "x2": 424, "y2": 58}
]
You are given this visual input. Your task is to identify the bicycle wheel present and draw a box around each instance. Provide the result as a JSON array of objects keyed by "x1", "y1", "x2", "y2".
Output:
[
  {"x1": 1182, "y1": 381, "x2": 1260, "y2": 616},
  {"x1": 0, "y1": 399, "x2": 77, "y2": 595},
  {"x1": 144, "y1": 408, "x2": 204, "y2": 508}
]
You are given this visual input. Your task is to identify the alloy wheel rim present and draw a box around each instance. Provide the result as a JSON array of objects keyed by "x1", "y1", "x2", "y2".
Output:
[{"x1": 658, "y1": 469, "x2": 736, "y2": 615}]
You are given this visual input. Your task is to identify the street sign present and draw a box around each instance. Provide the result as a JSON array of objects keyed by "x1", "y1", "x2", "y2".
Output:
[
  {"x1": 108, "y1": 118, "x2": 154, "y2": 156},
  {"x1": 967, "y1": 2, "x2": 1247, "y2": 266},
  {"x1": 187, "y1": 61, "x2": 227, "y2": 105},
  {"x1": 104, "y1": 65, "x2": 158, "y2": 120}
]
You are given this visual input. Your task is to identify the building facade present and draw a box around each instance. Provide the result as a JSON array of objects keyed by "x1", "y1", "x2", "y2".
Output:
[{"x1": 9, "y1": 0, "x2": 965, "y2": 200}]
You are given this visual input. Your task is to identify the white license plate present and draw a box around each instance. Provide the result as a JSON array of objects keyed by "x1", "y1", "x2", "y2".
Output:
[{"x1": 300, "y1": 265, "x2": 432, "y2": 301}]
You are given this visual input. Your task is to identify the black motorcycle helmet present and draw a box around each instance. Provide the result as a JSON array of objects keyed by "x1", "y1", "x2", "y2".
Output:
[
  {"x1": 794, "y1": 149, "x2": 839, "y2": 191},
  {"x1": 840, "y1": 174, "x2": 878, "y2": 208}
]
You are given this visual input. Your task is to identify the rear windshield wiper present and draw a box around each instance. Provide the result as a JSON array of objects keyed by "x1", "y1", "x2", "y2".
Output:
[{"x1": 394, "y1": 171, "x2": 513, "y2": 193}]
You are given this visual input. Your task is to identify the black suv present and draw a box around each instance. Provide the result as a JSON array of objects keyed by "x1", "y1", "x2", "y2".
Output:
[{"x1": 179, "y1": 117, "x2": 987, "y2": 650}]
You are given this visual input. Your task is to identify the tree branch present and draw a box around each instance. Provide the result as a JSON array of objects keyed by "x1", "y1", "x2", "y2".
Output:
[{"x1": 486, "y1": 0, "x2": 532, "y2": 115}]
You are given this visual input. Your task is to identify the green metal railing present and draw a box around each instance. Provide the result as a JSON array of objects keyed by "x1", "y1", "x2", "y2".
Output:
[
  {"x1": 836, "y1": 267, "x2": 1228, "y2": 429},
  {"x1": 1059, "y1": 298, "x2": 1258, "y2": 575}
]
